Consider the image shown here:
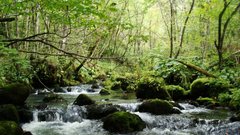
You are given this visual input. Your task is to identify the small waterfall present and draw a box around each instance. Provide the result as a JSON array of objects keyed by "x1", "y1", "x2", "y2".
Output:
[
  {"x1": 32, "y1": 109, "x2": 64, "y2": 122},
  {"x1": 31, "y1": 105, "x2": 88, "y2": 123},
  {"x1": 62, "y1": 105, "x2": 87, "y2": 122},
  {"x1": 35, "y1": 84, "x2": 102, "y2": 95},
  {"x1": 179, "y1": 103, "x2": 210, "y2": 113},
  {"x1": 135, "y1": 112, "x2": 194, "y2": 130},
  {"x1": 118, "y1": 102, "x2": 141, "y2": 112}
]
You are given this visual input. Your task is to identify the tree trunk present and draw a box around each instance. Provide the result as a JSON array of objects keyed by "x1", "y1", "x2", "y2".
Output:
[
  {"x1": 174, "y1": 0, "x2": 195, "y2": 59},
  {"x1": 214, "y1": 1, "x2": 240, "y2": 69}
]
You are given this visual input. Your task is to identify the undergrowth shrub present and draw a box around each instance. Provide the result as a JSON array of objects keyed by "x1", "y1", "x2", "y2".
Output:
[
  {"x1": 0, "y1": 45, "x2": 32, "y2": 87},
  {"x1": 154, "y1": 59, "x2": 198, "y2": 89}
]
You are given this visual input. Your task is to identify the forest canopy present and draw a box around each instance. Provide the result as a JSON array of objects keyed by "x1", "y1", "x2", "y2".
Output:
[{"x1": 0, "y1": 0, "x2": 239, "y2": 87}]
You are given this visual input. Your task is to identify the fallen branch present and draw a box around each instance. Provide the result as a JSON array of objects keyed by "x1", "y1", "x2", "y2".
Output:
[{"x1": 175, "y1": 60, "x2": 217, "y2": 78}]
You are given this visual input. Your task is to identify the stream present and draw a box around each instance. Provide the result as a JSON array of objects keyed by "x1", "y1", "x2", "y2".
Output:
[{"x1": 22, "y1": 84, "x2": 240, "y2": 135}]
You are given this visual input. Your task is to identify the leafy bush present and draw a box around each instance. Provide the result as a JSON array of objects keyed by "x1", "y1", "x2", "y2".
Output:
[
  {"x1": 229, "y1": 88, "x2": 240, "y2": 110},
  {"x1": 218, "y1": 92, "x2": 232, "y2": 106},
  {"x1": 154, "y1": 59, "x2": 197, "y2": 89},
  {"x1": 218, "y1": 67, "x2": 240, "y2": 88},
  {"x1": 0, "y1": 45, "x2": 32, "y2": 87}
]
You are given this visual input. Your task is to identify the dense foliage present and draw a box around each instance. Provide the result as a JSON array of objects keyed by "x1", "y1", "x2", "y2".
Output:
[{"x1": 0, "y1": 0, "x2": 239, "y2": 111}]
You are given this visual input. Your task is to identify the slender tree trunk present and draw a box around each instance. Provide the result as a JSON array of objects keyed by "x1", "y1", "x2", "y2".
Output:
[
  {"x1": 214, "y1": 1, "x2": 240, "y2": 69},
  {"x1": 169, "y1": 0, "x2": 175, "y2": 58},
  {"x1": 174, "y1": 0, "x2": 195, "y2": 59}
]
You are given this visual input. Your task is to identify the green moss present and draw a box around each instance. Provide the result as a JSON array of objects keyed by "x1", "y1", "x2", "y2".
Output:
[
  {"x1": 165, "y1": 85, "x2": 186, "y2": 100},
  {"x1": 102, "y1": 111, "x2": 146, "y2": 134},
  {"x1": 0, "y1": 104, "x2": 19, "y2": 124},
  {"x1": 196, "y1": 97, "x2": 216, "y2": 106},
  {"x1": 73, "y1": 94, "x2": 95, "y2": 106},
  {"x1": 135, "y1": 77, "x2": 171, "y2": 100},
  {"x1": 138, "y1": 99, "x2": 178, "y2": 115},
  {"x1": 0, "y1": 121, "x2": 23, "y2": 135},
  {"x1": 0, "y1": 83, "x2": 31, "y2": 105},
  {"x1": 190, "y1": 78, "x2": 230, "y2": 99}
]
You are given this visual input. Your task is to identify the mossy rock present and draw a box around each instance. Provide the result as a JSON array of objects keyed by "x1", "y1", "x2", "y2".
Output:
[
  {"x1": 0, "y1": 121, "x2": 23, "y2": 135},
  {"x1": 99, "y1": 88, "x2": 110, "y2": 95},
  {"x1": 138, "y1": 99, "x2": 180, "y2": 115},
  {"x1": 0, "y1": 83, "x2": 32, "y2": 105},
  {"x1": 190, "y1": 78, "x2": 230, "y2": 99},
  {"x1": 135, "y1": 77, "x2": 171, "y2": 100},
  {"x1": 196, "y1": 97, "x2": 216, "y2": 106},
  {"x1": 102, "y1": 111, "x2": 146, "y2": 134},
  {"x1": 165, "y1": 85, "x2": 186, "y2": 101},
  {"x1": 86, "y1": 104, "x2": 125, "y2": 119},
  {"x1": 73, "y1": 94, "x2": 95, "y2": 106},
  {"x1": 0, "y1": 104, "x2": 19, "y2": 123}
]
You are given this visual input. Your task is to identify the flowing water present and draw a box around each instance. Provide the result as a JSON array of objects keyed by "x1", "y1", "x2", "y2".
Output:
[{"x1": 22, "y1": 84, "x2": 240, "y2": 135}]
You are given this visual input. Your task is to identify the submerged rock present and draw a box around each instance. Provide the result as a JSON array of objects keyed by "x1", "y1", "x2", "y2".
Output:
[
  {"x1": 86, "y1": 104, "x2": 125, "y2": 119},
  {"x1": 102, "y1": 111, "x2": 146, "y2": 134},
  {"x1": 0, "y1": 121, "x2": 24, "y2": 135},
  {"x1": 138, "y1": 99, "x2": 181, "y2": 115},
  {"x1": 0, "y1": 83, "x2": 32, "y2": 106},
  {"x1": 73, "y1": 94, "x2": 95, "y2": 106}
]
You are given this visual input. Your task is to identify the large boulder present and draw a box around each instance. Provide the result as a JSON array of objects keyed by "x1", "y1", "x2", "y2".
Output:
[
  {"x1": 138, "y1": 99, "x2": 181, "y2": 115},
  {"x1": 86, "y1": 104, "x2": 125, "y2": 119},
  {"x1": 190, "y1": 78, "x2": 230, "y2": 99},
  {"x1": 17, "y1": 108, "x2": 33, "y2": 123},
  {"x1": 0, "y1": 121, "x2": 24, "y2": 135},
  {"x1": 73, "y1": 94, "x2": 95, "y2": 106},
  {"x1": 135, "y1": 77, "x2": 171, "y2": 100},
  {"x1": 0, "y1": 104, "x2": 19, "y2": 123},
  {"x1": 0, "y1": 83, "x2": 32, "y2": 105},
  {"x1": 165, "y1": 85, "x2": 186, "y2": 101},
  {"x1": 102, "y1": 111, "x2": 146, "y2": 134}
]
